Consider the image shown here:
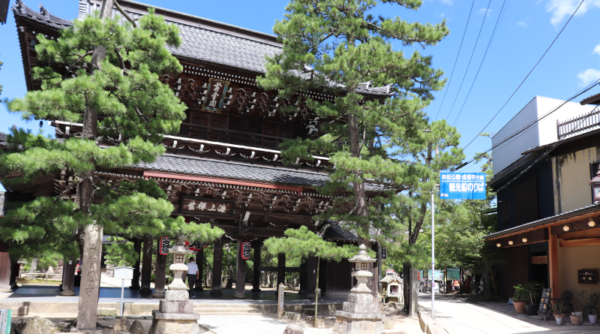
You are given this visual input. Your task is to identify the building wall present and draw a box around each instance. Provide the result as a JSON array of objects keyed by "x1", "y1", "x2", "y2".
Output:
[
  {"x1": 558, "y1": 245, "x2": 600, "y2": 310},
  {"x1": 553, "y1": 147, "x2": 598, "y2": 214},
  {"x1": 496, "y1": 159, "x2": 554, "y2": 231},
  {"x1": 492, "y1": 96, "x2": 594, "y2": 175}
]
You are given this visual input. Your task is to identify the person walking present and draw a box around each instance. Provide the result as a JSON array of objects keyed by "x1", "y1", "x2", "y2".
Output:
[{"x1": 187, "y1": 256, "x2": 200, "y2": 298}]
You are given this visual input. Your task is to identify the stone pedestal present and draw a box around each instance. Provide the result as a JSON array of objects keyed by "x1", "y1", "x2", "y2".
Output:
[
  {"x1": 150, "y1": 237, "x2": 202, "y2": 334},
  {"x1": 333, "y1": 245, "x2": 384, "y2": 334}
]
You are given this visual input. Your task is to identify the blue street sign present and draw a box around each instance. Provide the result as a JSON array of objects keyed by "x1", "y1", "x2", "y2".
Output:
[{"x1": 440, "y1": 172, "x2": 486, "y2": 200}]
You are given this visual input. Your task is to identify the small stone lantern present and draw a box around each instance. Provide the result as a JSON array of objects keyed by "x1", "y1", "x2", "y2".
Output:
[
  {"x1": 590, "y1": 165, "x2": 600, "y2": 204},
  {"x1": 334, "y1": 244, "x2": 384, "y2": 334},
  {"x1": 149, "y1": 235, "x2": 202, "y2": 334}
]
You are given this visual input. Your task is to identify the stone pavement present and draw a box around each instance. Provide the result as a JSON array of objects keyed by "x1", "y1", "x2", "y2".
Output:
[{"x1": 419, "y1": 292, "x2": 600, "y2": 334}]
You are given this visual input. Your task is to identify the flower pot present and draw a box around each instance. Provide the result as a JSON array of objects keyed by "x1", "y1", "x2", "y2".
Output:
[
  {"x1": 589, "y1": 314, "x2": 597, "y2": 324},
  {"x1": 570, "y1": 314, "x2": 581, "y2": 325},
  {"x1": 555, "y1": 314, "x2": 565, "y2": 325},
  {"x1": 514, "y1": 301, "x2": 527, "y2": 314},
  {"x1": 525, "y1": 304, "x2": 539, "y2": 315}
]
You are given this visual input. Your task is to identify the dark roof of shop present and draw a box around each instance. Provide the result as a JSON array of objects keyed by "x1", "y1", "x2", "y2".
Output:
[
  {"x1": 484, "y1": 203, "x2": 600, "y2": 240},
  {"x1": 138, "y1": 154, "x2": 388, "y2": 191},
  {"x1": 581, "y1": 92, "x2": 600, "y2": 106}
]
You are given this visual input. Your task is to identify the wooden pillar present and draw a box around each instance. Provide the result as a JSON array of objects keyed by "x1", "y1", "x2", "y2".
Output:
[
  {"x1": 60, "y1": 257, "x2": 76, "y2": 296},
  {"x1": 10, "y1": 258, "x2": 19, "y2": 290},
  {"x1": 234, "y1": 241, "x2": 247, "y2": 299},
  {"x1": 129, "y1": 239, "x2": 141, "y2": 290},
  {"x1": 252, "y1": 242, "x2": 261, "y2": 292},
  {"x1": 152, "y1": 239, "x2": 167, "y2": 298},
  {"x1": 548, "y1": 228, "x2": 560, "y2": 299},
  {"x1": 210, "y1": 238, "x2": 223, "y2": 295},
  {"x1": 305, "y1": 256, "x2": 317, "y2": 299},
  {"x1": 194, "y1": 249, "x2": 204, "y2": 291},
  {"x1": 277, "y1": 253, "x2": 286, "y2": 290},
  {"x1": 140, "y1": 235, "x2": 153, "y2": 294}
]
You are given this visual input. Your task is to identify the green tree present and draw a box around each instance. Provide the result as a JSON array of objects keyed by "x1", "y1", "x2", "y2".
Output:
[
  {"x1": 264, "y1": 226, "x2": 356, "y2": 326},
  {"x1": 257, "y1": 0, "x2": 462, "y2": 304},
  {"x1": 0, "y1": 4, "x2": 223, "y2": 327}
]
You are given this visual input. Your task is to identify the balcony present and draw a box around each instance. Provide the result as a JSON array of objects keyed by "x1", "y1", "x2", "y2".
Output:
[
  {"x1": 557, "y1": 107, "x2": 600, "y2": 140},
  {"x1": 179, "y1": 123, "x2": 290, "y2": 150}
]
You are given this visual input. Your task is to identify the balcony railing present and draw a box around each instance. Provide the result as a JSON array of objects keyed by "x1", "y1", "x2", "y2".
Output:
[
  {"x1": 179, "y1": 123, "x2": 289, "y2": 149},
  {"x1": 557, "y1": 107, "x2": 600, "y2": 140}
]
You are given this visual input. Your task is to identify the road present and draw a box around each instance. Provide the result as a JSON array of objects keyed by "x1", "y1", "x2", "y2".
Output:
[{"x1": 418, "y1": 293, "x2": 600, "y2": 334}]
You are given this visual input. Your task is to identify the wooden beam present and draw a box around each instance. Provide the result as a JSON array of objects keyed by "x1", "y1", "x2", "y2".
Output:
[
  {"x1": 548, "y1": 227, "x2": 560, "y2": 299},
  {"x1": 486, "y1": 212, "x2": 600, "y2": 241},
  {"x1": 559, "y1": 238, "x2": 600, "y2": 248},
  {"x1": 144, "y1": 171, "x2": 303, "y2": 194}
]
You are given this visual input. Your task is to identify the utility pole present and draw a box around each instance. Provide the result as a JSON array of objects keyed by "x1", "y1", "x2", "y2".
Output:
[{"x1": 431, "y1": 186, "x2": 436, "y2": 321}]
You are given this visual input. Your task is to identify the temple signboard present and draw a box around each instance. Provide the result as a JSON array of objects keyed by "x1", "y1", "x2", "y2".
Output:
[
  {"x1": 179, "y1": 197, "x2": 234, "y2": 216},
  {"x1": 202, "y1": 78, "x2": 230, "y2": 112},
  {"x1": 159, "y1": 236, "x2": 170, "y2": 256}
]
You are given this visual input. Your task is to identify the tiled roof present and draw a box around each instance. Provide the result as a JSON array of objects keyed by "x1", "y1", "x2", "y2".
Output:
[
  {"x1": 0, "y1": 132, "x2": 6, "y2": 146},
  {"x1": 15, "y1": 0, "x2": 393, "y2": 96},
  {"x1": 322, "y1": 223, "x2": 359, "y2": 242},
  {"x1": 138, "y1": 154, "x2": 386, "y2": 191},
  {"x1": 12, "y1": 0, "x2": 72, "y2": 29}
]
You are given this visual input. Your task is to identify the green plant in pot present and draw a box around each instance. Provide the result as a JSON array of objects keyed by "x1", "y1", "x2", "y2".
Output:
[
  {"x1": 552, "y1": 303, "x2": 567, "y2": 325},
  {"x1": 525, "y1": 282, "x2": 542, "y2": 316},
  {"x1": 512, "y1": 284, "x2": 529, "y2": 314}
]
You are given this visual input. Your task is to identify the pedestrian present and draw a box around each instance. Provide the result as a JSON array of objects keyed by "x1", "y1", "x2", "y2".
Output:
[{"x1": 187, "y1": 256, "x2": 199, "y2": 298}]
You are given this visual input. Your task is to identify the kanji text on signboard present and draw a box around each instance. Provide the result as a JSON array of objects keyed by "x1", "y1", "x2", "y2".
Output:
[{"x1": 440, "y1": 172, "x2": 486, "y2": 200}]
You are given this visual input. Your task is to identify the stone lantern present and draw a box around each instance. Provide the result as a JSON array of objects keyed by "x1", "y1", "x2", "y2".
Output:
[
  {"x1": 334, "y1": 244, "x2": 384, "y2": 334},
  {"x1": 590, "y1": 165, "x2": 600, "y2": 204},
  {"x1": 149, "y1": 236, "x2": 202, "y2": 334}
]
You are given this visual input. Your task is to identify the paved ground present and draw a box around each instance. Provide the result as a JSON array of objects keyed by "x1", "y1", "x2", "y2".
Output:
[
  {"x1": 419, "y1": 293, "x2": 600, "y2": 334},
  {"x1": 199, "y1": 315, "x2": 331, "y2": 334}
]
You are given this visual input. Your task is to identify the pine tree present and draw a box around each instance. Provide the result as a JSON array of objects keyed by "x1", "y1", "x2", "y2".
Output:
[
  {"x1": 258, "y1": 0, "x2": 462, "y2": 304},
  {"x1": 263, "y1": 226, "x2": 357, "y2": 326},
  {"x1": 0, "y1": 4, "x2": 223, "y2": 328}
]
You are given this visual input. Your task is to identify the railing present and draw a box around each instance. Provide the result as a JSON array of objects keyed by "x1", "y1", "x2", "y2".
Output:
[
  {"x1": 557, "y1": 107, "x2": 600, "y2": 140},
  {"x1": 179, "y1": 123, "x2": 290, "y2": 149}
]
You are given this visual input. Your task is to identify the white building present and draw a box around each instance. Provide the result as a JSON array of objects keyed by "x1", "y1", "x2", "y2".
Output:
[{"x1": 492, "y1": 96, "x2": 596, "y2": 176}]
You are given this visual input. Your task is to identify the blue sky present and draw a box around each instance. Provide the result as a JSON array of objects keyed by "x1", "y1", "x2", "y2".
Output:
[{"x1": 1, "y1": 0, "x2": 600, "y2": 173}]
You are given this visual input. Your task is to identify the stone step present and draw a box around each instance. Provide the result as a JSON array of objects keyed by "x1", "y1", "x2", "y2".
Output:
[
  {"x1": 194, "y1": 308, "x2": 263, "y2": 315},
  {"x1": 193, "y1": 304, "x2": 261, "y2": 309}
]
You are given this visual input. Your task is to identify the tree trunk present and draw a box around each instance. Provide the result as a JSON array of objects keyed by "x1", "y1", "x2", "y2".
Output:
[{"x1": 76, "y1": 0, "x2": 113, "y2": 330}]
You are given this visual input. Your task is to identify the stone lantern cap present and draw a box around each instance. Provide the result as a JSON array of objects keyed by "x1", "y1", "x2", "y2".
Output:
[
  {"x1": 169, "y1": 235, "x2": 194, "y2": 256},
  {"x1": 348, "y1": 244, "x2": 376, "y2": 264}
]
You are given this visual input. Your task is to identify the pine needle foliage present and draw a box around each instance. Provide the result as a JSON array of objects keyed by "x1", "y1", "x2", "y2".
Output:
[
  {"x1": 258, "y1": 0, "x2": 464, "y2": 300},
  {"x1": 0, "y1": 10, "x2": 224, "y2": 258}
]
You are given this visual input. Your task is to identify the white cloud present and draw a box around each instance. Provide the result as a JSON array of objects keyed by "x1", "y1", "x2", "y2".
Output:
[
  {"x1": 594, "y1": 44, "x2": 600, "y2": 56},
  {"x1": 479, "y1": 8, "x2": 492, "y2": 17},
  {"x1": 578, "y1": 69, "x2": 600, "y2": 86},
  {"x1": 546, "y1": 0, "x2": 600, "y2": 27},
  {"x1": 516, "y1": 21, "x2": 528, "y2": 28},
  {"x1": 440, "y1": 0, "x2": 453, "y2": 5}
]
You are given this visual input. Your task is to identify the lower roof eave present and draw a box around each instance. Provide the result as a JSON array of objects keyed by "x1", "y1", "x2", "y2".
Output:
[{"x1": 484, "y1": 203, "x2": 600, "y2": 241}]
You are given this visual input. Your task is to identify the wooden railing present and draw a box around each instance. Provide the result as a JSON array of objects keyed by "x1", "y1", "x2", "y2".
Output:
[
  {"x1": 557, "y1": 107, "x2": 600, "y2": 140},
  {"x1": 178, "y1": 123, "x2": 290, "y2": 149}
]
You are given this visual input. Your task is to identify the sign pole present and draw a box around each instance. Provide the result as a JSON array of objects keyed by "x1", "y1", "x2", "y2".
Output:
[{"x1": 431, "y1": 187, "x2": 435, "y2": 321}]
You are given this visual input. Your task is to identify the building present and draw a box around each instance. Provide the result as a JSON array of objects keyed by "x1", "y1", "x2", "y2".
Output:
[
  {"x1": 485, "y1": 94, "x2": 600, "y2": 303},
  {"x1": 0, "y1": 0, "x2": 391, "y2": 296}
]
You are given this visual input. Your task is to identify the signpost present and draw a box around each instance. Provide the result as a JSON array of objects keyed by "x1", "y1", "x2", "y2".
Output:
[
  {"x1": 277, "y1": 282, "x2": 285, "y2": 317},
  {"x1": 381, "y1": 247, "x2": 387, "y2": 260},
  {"x1": 432, "y1": 172, "x2": 487, "y2": 321},
  {"x1": 114, "y1": 266, "x2": 134, "y2": 316}
]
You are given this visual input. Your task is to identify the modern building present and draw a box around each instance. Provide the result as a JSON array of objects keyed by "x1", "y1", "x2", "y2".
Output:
[
  {"x1": 0, "y1": 0, "x2": 390, "y2": 296},
  {"x1": 485, "y1": 94, "x2": 600, "y2": 304}
]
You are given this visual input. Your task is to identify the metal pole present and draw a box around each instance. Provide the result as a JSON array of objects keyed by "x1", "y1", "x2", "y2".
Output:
[
  {"x1": 121, "y1": 278, "x2": 125, "y2": 316},
  {"x1": 431, "y1": 189, "x2": 435, "y2": 321}
]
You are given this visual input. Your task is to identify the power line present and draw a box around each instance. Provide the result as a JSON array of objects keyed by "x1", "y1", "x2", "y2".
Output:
[
  {"x1": 452, "y1": 0, "x2": 510, "y2": 127},
  {"x1": 433, "y1": 0, "x2": 476, "y2": 121},
  {"x1": 462, "y1": 0, "x2": 587, "y2": 151},
  {"x1": 445, "y1": 0, "x2": 492, "y2": 121},
  {"x1": 454, "y1": 79, "x2": 600, "y2": 171}
]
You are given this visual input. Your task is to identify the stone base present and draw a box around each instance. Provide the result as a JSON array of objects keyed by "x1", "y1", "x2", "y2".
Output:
[
  {"x1": 210, "y1": 289, "x2": 222, "y2": 295},
  {"x1": 59, "y1": 290, "x2": 76, "y2": 296},
  {"x1": 149, "y1": 310, "x2": 202, "y2": 334},
  {"x1": 0, "y1": 285, "x2": 12, "y2": 293},
  {"x1": 333, "y1": 317, "x2": 384, "y2": 334},
  {"x1": 160, "y1": 300, "x2": 194, "y2": 313},
  {"x1": 233, "y1": 291, "x2": 246, "y2": 299}
]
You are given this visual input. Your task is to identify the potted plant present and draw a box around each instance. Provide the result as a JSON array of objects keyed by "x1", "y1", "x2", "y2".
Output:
[
  {"x1": 525, "y1": 282, "x2": 542, "y2": 315},
  {"x1": 512, "y1": 284, "x2": 528, "y2": 314},
  {"x1": 552, "y1": 303, "x2": 566, "y2": 325}
]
